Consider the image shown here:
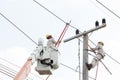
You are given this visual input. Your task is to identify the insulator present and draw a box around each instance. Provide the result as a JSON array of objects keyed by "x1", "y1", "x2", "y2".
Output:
[
  {"x1": 95, "y1": 21, "x2": 99, "y2": 27},
  {"x1": 75, "y1": 29, "x2": 79, "y2": 35},
  {"x1": 102, "y1": 18, "x2": 106, "y2": 24}
]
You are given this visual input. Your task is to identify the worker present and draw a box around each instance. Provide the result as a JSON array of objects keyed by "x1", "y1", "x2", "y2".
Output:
[
  {"x1": 28, "y1": 37, "x2": 54, "y2": 69},
  {"x1": 28, "y1": 38, "x2": 44, "y2": 65},
  {"x1": 28, "y1": 35, "x2": 59, "y2": 74},
  {"x1": 46, "y1": 34, "x2": 56, "y2": 47},
  {"x1": 86, "y1": 41, "x2": 105, "y2": 70},
  {"x1": 45, "y1": 34, "x2": 60, "y2": 69}
]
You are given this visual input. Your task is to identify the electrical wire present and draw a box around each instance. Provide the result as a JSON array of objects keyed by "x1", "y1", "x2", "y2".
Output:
[
  {"x1": 60, "y1": 63, "x2": 95, "y2": 80},
  {"x1": 1, "y1": 0, "x2": 120, "y2": 80},
  {"x1": 0, "y1": 0, "x2": 119, "y2": 66},
  {"x1": 33, "y1": 0, "x2": 78, "y2": 30},
  {"x1": 0, "y1": 12, "x2": 93, "y2": 80},
  {"x1": 88, "y1": 0, "x2": 115, "y2": 21},
  {"x1": 86, "y1": 0, "x2": 120, "y2": 65},
  {"x1": 0, "y1": 68, "x2": 14, "y2": 78},
  {"x1": 96, "y1": 0, "x2": 120, "y2": 20},
  {"x1": 0, "y1": 57, "x2": 95, "y2": 80},
  {"x1": 0, "y1": 63, "x2": 34, "y2": 80},
  {"x1": 0, "y1": 64, "x2": 17, "y2": 75},
  {"x1": 32, "y1": 0, "x2": 120, "y2": 65},
  {"x1": 0, "y1": 57, "x2": 44, "y2": 80},
  {"x1": 0, "y1": 12, "x2": 38, "y2": 45},
  {"x1": 0, "y1": 64, "x2": 16, "y2": 78}
]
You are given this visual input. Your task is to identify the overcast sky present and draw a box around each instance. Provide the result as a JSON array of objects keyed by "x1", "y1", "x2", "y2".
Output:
[{"x1": 0, "y1": 0, "x2": 120, "y2": 80}]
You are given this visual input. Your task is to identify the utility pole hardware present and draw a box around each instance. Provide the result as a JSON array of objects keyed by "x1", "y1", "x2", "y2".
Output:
[{"x1": 64, "y1": 18, "x2": 106, "y2": 80}]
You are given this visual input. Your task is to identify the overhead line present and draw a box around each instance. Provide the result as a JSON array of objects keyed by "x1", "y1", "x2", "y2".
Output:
[
  {"x1": 0, "y1": 12, "x2": 38, "y2": 45},
  {"x1": 1, "y1": 1, "x2": 120, "y2": 80},
  {"x1": 32, "y1": 0, "x2": 120, "y2": 65},
  {"x1": 82, "y1": 0, "x2": 120, "y2": 65},
  {"x1": 0, "y1": 63, "x2": 34, "y2": 80},
  {"x1": 60, "y1": 63, "x2": 95, "y2": 80},
  {"x1": 0, "y1": 64, "x2": 17, "y2": 75},
  {"x1": 0, "y1": 57, "x2": 44, "y2": 80},
  {"x1": 0, "y1": 67, "x2": 15, "y2": 78},
  {"x1": 0, "y1": 69, "x2": 14, "y2": 78},
  {"x1": 1, "y1": 0, "x2": 119, "y2": 67},
  {"x1": 96, "y1": 0, "x2": 120, "y2": 20},
  {"x1": 33, "y1": 0, "x2": 78, "y2": 30}
]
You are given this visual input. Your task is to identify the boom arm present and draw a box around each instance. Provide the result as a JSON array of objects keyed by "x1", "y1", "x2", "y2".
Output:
[
  {"x1": 14, "y1": 60, "x2": 32, "y2": 80},
  {"x1": 14, "y1": 21, "x2": 70, "y2": 80}
]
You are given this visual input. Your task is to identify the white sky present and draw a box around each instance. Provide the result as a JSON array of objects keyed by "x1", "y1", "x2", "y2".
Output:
[{"x1": 0, "y1": 0, "x2": 120, "y2": 80}]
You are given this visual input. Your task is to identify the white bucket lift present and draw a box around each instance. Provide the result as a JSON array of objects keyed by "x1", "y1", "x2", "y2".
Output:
[
  {"x1": 35, "y1": 47, "x2": 60, "y2": 75},
  {"x1": 35, "y1": 59, "x2": 52, "y2": 75}
]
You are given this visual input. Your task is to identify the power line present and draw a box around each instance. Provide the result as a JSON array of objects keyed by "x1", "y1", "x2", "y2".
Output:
[
  {"x1": 96, "y1": 0, "x2": 120, "y2": 20},
  {"x1": 0, "y1": 68, "x2": 14, "y2": 78},
  {"x1": 87, "y1": 0, "x2": 120, "y2": 65},
  {"x1": 33, "y1": 0, "x2": 78, "y2": 30},
  {"x1": 0, "y1": 12, "x2": 38, "y2": 45},
  {"x1": 0, "y1": 56, "x2": 94, "y2": 80},
  {"x1": 32, "y1": 0, "x2": 120, "y2": 65},
  {"x1": 1, "y1": 0, "x2": 119, "y2": 66},
  {"x1": 60, "y1": 63, "x2": 95, "y2": 80},
  {"x1": 0, "y1": 64, "x2": 17, "y2": 75},
  {"x1": 0, "y1": 64, "x2": 16, "y2": 78},
  {"x1": 0, "y1": 57, "x2": 44, "y2": 80},
  {"x1": 1, "y1": 1, "x2": 120, "y2": 80},
  {"x1": 0, "y1": 63, "x2": 35, "y2": 80}
]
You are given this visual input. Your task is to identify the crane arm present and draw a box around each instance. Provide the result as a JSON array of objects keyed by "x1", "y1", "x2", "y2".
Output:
[{"x1": 14, "y1": 60, "x2": 32, "y2": 80}]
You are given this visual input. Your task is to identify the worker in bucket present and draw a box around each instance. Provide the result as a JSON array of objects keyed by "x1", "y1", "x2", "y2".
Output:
[
  {"x1": 46, "y1": 34, "x2": 56, "y2": 48},
  {"x1": 45, "y1": 34, "x2": 60, "y2": 69},
  {"x1": 28, "y1": 38, "x2": 44, "y2": 65},
  {"x1": 86, "y1": 41, "x2": 105, "y2": 70}
]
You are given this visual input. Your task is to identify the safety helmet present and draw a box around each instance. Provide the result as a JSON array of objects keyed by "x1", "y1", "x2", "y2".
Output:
[
  {"x1": 46, "y1": 34, "x2": 52, "y2": 39},
  {"x1": 38, "y1": 38, "x2": 44, "y2": 46},
  {"x1": 98, "y1": 41, "x2": 104, "y2": 46}
]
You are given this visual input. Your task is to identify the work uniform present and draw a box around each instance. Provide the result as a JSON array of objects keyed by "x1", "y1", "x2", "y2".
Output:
[
  {"x1": 28, "y1": 38, "x2": 44, "y2": 64},
  {"x1": 86, "y1": 42, "x2": 105, "y2": 70},
  {"x1": 91, "y1": 43, "x2": 105, "y2": 68},
  {"x1": 46, "y1": 35, "x2": 59, "y2": 69}
]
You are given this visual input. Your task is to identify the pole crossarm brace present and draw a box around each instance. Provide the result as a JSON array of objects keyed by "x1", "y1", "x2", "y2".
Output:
[{"x1": 64, "y1": 23, "x2": 106, "y2": 43}]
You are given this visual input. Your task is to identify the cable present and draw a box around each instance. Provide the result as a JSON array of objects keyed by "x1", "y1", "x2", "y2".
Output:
[
  {"x1": 96, "y1": 0, "x2": 120, "y2": 20},
  {"x1": 60, "y1": 63, "x2": 95, "y2": 80},
  {"x1": 86, "y1": 0, "x2": 120, "y2": 65},
  {"x1": 33, "y1": 0, "x2": 78, "y2": 30},
  {"x1": 33, "y1": 0, "x2": 120, "y2": 66},
  {"x1": 1, "y1": 0, "x2": 119, "y2": 66},
  {"x1": 0, "y1": 64, "x2": 16, "y2": 78},
  {"x1": 1, "y1": 1, "x2": 119, "y2": 79},
  {"x1": 0, "y1": 63, "x2": 34, "y2": 80},
  {"x1": 0, "y1": 64, "x2": 17, "y2": 75},
  {"x1": 0, "y1": 57, "x2": 44, "y2": 80},
  {"x1": 0, "y1": 12, "x2": 38, "y2": 45},
  {"x1": 0, "y1": 57, "x2": 20, "y2": 68},
  {"x1": 0, "y1": 69, "x2": 14, "y2": 78}
]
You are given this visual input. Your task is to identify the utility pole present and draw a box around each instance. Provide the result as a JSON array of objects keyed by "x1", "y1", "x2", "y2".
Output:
[
  {"x1": 83, "y1": 33, "x2": 88, "y2": 80},
  {"x1": 76, "y1": 29, "x2": 81, "y2": 80},
  {"x1": 64, "y1": 18, "x2": 106, "y2": 80}
]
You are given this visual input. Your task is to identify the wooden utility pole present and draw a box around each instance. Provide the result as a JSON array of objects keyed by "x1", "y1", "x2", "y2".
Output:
[{"x1": 64, "y1": 19, "x2": 106, "y2": 80}]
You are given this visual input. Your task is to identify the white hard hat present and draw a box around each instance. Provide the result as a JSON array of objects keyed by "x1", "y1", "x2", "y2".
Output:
[{"x1": 38, "y1": 38, "x2": 44, "y2": 46}]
